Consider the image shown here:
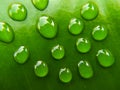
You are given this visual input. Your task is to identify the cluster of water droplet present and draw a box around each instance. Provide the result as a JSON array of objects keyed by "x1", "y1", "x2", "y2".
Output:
[{"x1": 0, "y1": 0, "x2": 115, "y2": 83}]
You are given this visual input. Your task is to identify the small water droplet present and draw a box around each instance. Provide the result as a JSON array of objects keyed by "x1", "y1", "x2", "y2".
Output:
[
  {"x1": 92, "y1": 25, "x2": 108, "y2": 41},
  {"x1": 8, "y1": 3, "x2": 27, "y2": 21},
  {"x1": 37, "y1": 16, "x2": 57, "y2": 39},
  {"x1": 80, "y1": 2, "x2": 98, "y2": 20},
  {"x1": 34, "y1": 60, "x2": 48, "y2": 77},
  {"x1": 0, "y1": 22, "x2": 14, "y2": 43},
  {"x1": 51, "y1": 44, "x2": 65, "y2": 60},
  {"x1": 59, "y1": 67, "x2": 72, "y2": 83},
  {"x1": 32, "y1": 0, "x2": 49, "y2": 10},
  {"x1": 96, "y1": 49, "x2": 115, "y2": 67},
  {"x1": 68, "y1": 18, "x2": 84, "y2": 35},
  {"x1": 14, "y1": 46, "x2": 29, "y2": 64},
  {"x1": 76, "y1": 38, "x2": 91, "y2": 53},
  {"x1": 78, "y1": 60, "x2": 93, "y2": 79}
]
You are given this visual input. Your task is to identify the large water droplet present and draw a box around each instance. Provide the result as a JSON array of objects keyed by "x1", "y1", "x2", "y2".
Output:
[
  {"x1": 78, "y1": 60, "x2": 93, "y2": 79},
  {"x1": 59, "y1": 67, "x2": 72, "y2": 83},
  {"x1": 0, "y1": 22, "x2": 14, "y2": 43},
  {"x1": 34, "y1": 60, "x2": 48, "y2": 77},
  {"x1": 96, "y1": 49, "x2": 115, "y2": 67},
  {"x1": 76, "y1": 38, "x2": 91, "y2": 53},
  {"x1": 68, "y1": 18, "x2": 84, "y2": 35},
  {"x1": 37, "y1": 16, "x2": 57, "y2": 39},
  {"x1": 8, "y1": 3, "x2": 27, "y2": 21},
  {"x1": 14, "y1": 46, "x2": 29, "y2": 64},
  {"x1": 51, "y1": 44, "x2": 65, "y2": 60},
  {"x1": 80, "y1": 2, "x2": 98, "y2": 20},
  {"x1": 32, "y1": 0, "x2": 49, "y2": 10},
  {"x1": 92, "y1": 25, "x2": 108, "y2": 41}
]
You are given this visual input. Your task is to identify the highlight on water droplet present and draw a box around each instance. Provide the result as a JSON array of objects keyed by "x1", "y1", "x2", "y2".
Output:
[
  {"x1": 37, "y1": 15, "x2": 57, "y2": 39},
  {"x1": 0, "y1": 22, "x2": 14, "y2": 43},
  {"x1": 59, "y1": 67, "x2": 72, "y2": 83},
  {"x1": 96, "y1": 49, "x2": 115, "y2": 67},
  {"x1": 32, "y1": 0, "x2": 49, "y2": 10},
  {"x1": 51, "y1": 44, "x2": 65, "y2": 60},
  {"x1": 8, "y1": 3, "x2": 27, "y2": 21},
  {"x1": 80, "y1": 2, "x2": 98, "y2": 20},
  {"x1": 68, "y1": 18, "x2": 84, "y2": 35},
  {"x1": 14, "y1": 46, "x2": 29, "y2": 64},
  {"x1": 76, "y1": 38, "x2": 91, "y2": 53},
  {"x1": 34, "y1": 60, "x2": 48, "y2": 77},
  {"x1": 92, "y1": 25, "x2": 108, "y2": 41},
  {"x1": 78, "y1": 60, "x2": 93, "y2": 79}
]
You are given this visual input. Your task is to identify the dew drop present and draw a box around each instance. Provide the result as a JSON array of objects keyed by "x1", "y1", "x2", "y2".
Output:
[
  {"x1": 34, "y1": 60, "x2": 48, "y2": 77},
  {"x1": 92, "y1": 25, "x2": 108, "y2": 41},
  {"x1": 68, "y1": 18, "x2": 84, "y2": 35},
  {"x1": 14, "y1": 46, "x2": 29, "y2": 64},
  {"x1": 51, "y1": 44, "x2": 65, "y2": 60},
  {"x1": 96, "y1": 49, "x2": 115, "y2": 67},
  {"x1": 8, "y1": 3, "x2": 27, "y2": 21},
  {"x1": 0, "y1": 22, "x2": 14, "y2": 43},
  {"x1": 37, "y1": 16, "x2": 57, "y2": 39},
  {"x1": 76, "y1": 38, "x2": 91, "y2": 53},
  {"x1": 59, "y1": 67, "x2": 72, "y2": 83},
  {"x1": 78, "y1": 60, "x2": 93, "y2": 79},
  {"x1": 32, "y1": 0, "x2": 49, "y2": 10},
  {"x1": 80, "y1": 2, "x2": 98, "y2": 20}
]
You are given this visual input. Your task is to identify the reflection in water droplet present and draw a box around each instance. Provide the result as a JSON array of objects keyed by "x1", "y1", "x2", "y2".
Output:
[
  {"x1": 51, "y1": 44, "x2": 65, "y2": 60},
  {"x1": 37, "y1": 16, "x2": 57, "y2": 39},
  {"x1": 59, "y1": 67, "x2": 72, "y2": 83},
  {"x1": 92, "y1": 25, "x2": 108, "y2": 41},
  {"x1": 14, "y1": 46, "x2": 29, "y2": 64},
  {"x1": 78, "y1": 60, "x2": 93, "y2": 79},
  {"x1": 8, "y1": 3, "x2": 27, "y2": 21},
  {"x1": 32, "y1": 0, "x2": 49, "y2": 10},
  {"x1": 81, "y1": 2, "x2": 98, "y2": 20},
  {"x1": 76, "y1": 38, "x2": 91, "y2": 53},
  {"x1": 0, "y1": 22, "x2": 14, "y2": 43},
  {"x1": 68, "y1": 18, "x2": 84, "y2": 35},
  {"x1": 34, "y1": 60, "x2": 48, "y2": 77},
  {"x1": 96, "y1": 49, "x2": 115, "y2": 67}
]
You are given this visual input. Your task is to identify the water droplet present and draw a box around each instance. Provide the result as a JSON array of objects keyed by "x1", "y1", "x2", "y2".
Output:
[
  {"x1": 96, "y1": 49, "x2": 115, "y2": 67},
  {"x1": 34, "y1": 60, "x2": 48, "y2": 77},
  {"x1": 80, "y1": 2, "x2": 98, "y2": 20},
  {"x1": 14, "y1": 46, "x2": 29, "y2": 64},
  {"x1": 59, "y1": 67, "x2": 72, "y2": 83},
  {"x1": 78, "y1": 60, "x2": 93, "y2": 79},
  {"x1": 76, "y1": 38, "x2": 91, "y2": 53},
  {"x1": 8, "y1": 3, "x2": 27, "y2": 21},
  {"x1": 68, "y1": 18, "x2": 84, "y2": 35},
  {"x1": 92, "y1": 25, "x2": 108, "y2": 41},
  {"x1": 37, "y1": 16, "x2": 57, "y2": 39},
  {"x1": 32, "y1": 0, "x2": 49, "y2": 10},
  {"x1": 0, "y1": 22, "x2": 14, "y2": 43},
  {"x1": 51, "y1": 44, "x2": 65, "y2": 60}
]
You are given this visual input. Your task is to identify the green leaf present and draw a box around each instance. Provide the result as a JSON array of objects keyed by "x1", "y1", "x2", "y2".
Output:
[{"x1": 0, "y1": 0, "x2": 120, "y2": 90}]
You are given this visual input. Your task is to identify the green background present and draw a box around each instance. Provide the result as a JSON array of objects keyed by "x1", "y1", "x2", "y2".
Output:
[{"x1": 0, "y1": 0, "x2": 120, "y2": 90}]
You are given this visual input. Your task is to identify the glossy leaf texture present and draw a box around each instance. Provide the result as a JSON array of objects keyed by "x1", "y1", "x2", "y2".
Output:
[{"x1": 0, "y1": 0, "x2": 120, "y2": 90}]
